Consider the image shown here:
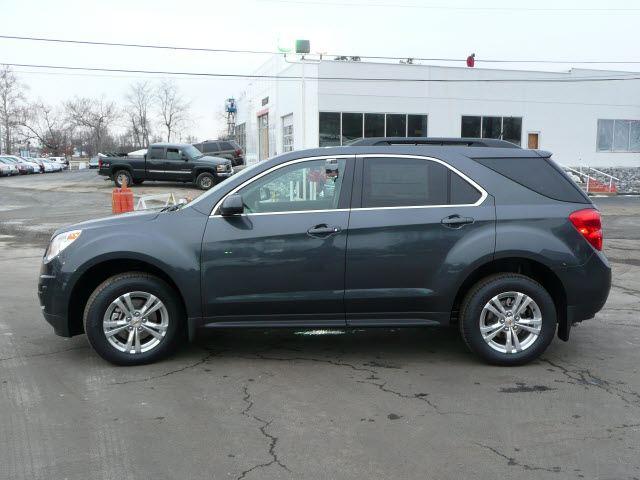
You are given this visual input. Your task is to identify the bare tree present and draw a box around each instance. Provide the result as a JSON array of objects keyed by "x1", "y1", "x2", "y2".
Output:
[
  {"x1": 65, "y1": 96, "x2": 118, "y2": 155},
  {"x1": 20, "y1": 101, "x2": 74, "y2": 155},
  {"x1": 155, "y1": 80, "x2": 190, "y2": 142},
  {"x1": 0, "y1": 65, "x2": 28, "y2": 154},
  {"x1": 125, "y1": 81, "x2": 153, "y2": 148}
]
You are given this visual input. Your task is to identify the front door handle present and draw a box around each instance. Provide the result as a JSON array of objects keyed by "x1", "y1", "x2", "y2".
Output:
[
  {"x1": 441, "y1": 215, "x2": 474, "y2": 228},
  {"x1": 307, "y1": 224, "x2": 341, "y2": 238}
]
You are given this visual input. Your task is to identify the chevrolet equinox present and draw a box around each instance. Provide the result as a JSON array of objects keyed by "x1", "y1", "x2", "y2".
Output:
[{"x1": 38, "y1": 138, "x2": 611, "y2": 366}]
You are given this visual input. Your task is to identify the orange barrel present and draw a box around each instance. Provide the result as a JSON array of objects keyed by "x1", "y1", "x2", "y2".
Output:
[
  {"x1": 121, "y1": 188, "x2": 134, "y2": 213},
  {"x1": 112, "y1": 188, "x2": 122, "y2": 214}
]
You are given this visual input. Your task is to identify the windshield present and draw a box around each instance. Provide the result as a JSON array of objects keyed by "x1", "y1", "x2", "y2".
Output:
[{"x1": 182, "y1": 145, "x2": 203, "y2": 159}]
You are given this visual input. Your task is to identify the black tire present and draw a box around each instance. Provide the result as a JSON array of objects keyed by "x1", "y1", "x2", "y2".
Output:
[
  {"x1": 83, "y1": 272, "x2": 184, "y2": 365},
  {"x1": 133, "y1": 179, "x2": 144, "y2": 185},
  {"x1": 113, "y1": 169, "x2": 133, "y2": 188},
  {"x1": 196, "y1": 172, "x2": 215, "y2": 190},
  {"x1": 459, "y1": 273, "x2": 556, "y2": 366}
]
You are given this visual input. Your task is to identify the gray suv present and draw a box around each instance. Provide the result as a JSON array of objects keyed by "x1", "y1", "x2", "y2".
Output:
[
  {"x1": 193, "y1": 139, "x2": 244, "y2": 167},
  {"x1": 39, "y1": 138, "x2": 610, "y2": 366}
]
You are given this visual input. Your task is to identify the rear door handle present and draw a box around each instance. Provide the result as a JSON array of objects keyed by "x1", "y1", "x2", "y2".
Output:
[
  {"x1": 307, "y1": 224, "x2": 341, "y2": 238},
  {"x1": 441, "y1": 215, "x2": 474, "y2": 228}
]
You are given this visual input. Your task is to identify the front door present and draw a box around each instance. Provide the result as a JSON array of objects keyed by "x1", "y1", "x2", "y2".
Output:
[
  {"x1": 164, "y1": 147, "x2": 193, "y2": 181},
  {"x1": 146, "y1": 146, "x2": 166, "y2": 180},
  {"x1": 345, "y1": 155, "x2": 495, "y2": 325},
  {"x1": 201, "y1": 156, "x2": 354, "y2": 325}
]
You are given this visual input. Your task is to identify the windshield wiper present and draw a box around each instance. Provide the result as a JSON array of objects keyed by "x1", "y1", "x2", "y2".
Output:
[{"x1": 160, "y1": 204, "x2": 183, "y2": 212}]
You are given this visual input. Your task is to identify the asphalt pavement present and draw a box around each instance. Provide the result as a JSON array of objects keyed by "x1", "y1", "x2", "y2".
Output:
[{"x1": 0, "y1": 170, "x2": 639, "y2": 479}]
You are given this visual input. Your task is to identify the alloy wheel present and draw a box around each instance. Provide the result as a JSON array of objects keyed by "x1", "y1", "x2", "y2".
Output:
[
  {"x1": 102, "y1": 291, "x2": 169, "y2": 354},
  {"x1": 479, "y1": 291, "x2": 542, "y2": 354}
]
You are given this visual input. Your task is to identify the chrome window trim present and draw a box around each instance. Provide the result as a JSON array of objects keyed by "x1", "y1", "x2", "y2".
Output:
[{"x1": 209, "y1": 154, "x2": 488, "y2": 217}]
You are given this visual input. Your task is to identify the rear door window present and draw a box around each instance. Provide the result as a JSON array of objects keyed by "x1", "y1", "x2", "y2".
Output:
[
  {"x1": 362, "y1": 157, "x2": 448, "y2": 208},
  {"x1": 148, "y1": 147, "x2": 165, "y2": 160},
  {"x1": 203, "y1": 142, "x2": 220, "y2": 153},
  {"x1": 220, "y1": 142, "x2": 233, "y2": 150}
]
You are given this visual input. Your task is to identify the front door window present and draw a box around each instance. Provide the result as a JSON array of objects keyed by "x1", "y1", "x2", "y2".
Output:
[{"x1": 237, "y1": 158, "x2": 346, "y2": 213}]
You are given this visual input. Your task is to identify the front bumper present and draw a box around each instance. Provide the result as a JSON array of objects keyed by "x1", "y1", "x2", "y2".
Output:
[{"x1": 38, "y1": 258, "x2": 72, "y2": 337}]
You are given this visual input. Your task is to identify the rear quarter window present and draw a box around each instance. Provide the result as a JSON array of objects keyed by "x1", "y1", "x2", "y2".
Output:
[{"x1": 474, "y1": 156, "x2": 589, "y2": 203}]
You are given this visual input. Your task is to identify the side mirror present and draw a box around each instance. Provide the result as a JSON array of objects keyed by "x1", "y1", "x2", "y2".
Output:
[
  {"x1": 181, "y1": 154, "x2": 189, "y2": 161},
  {"x1": 220, "y1": 194, "x2": 244, "y2": 216}
]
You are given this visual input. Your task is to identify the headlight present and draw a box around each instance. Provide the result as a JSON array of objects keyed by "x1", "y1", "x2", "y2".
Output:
[
  {"x1": 216, "y1": 164, "x2": 228, "y2": 172},
  {"x1": 44, "y1": 230, "x2": 82, "y2": 263}
]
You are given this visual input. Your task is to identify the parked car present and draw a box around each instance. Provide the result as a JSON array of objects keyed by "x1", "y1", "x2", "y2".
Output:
[
  {"x1": 41, "y1": 158, "x2": 64, "y2": 172},
  {"x1": 2, "y1": 155, "x2": 35, "y2": 174},
  {"x1": 193, "y1": 139, "x2": 244, "y2": 167},
  {"x1": 22, "y1": 158, "x2": 42, "y2": 173},
  {"x1": 39, "y1": 138, "x2": 611, "y2": 366},
  {"x1": 0, "y1": 157, "x2": 19, "y2": 176},
  {"x1": 27, "y1": 158, "x2": 46, "y2": 173},
  {"x1": 98, "y1": 143, "x2": 233, "y2": 190},
  {"x1": 89, "y1": 156, "x2": 100, "y2": 169},
  {"x1": 48, "y1": 156, "x2": 69, "y2": 168},
  {"x1": 39, "y1": 158, "x2": 58, "y2": 173}
]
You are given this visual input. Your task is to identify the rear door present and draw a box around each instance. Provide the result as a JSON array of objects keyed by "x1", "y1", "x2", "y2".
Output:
[
  {"x1": 146, "y1": 146, "x2": 166, "y2": 179},
  {"x1": 345, "y1": 154, "x2": 495, "y2": 325}
]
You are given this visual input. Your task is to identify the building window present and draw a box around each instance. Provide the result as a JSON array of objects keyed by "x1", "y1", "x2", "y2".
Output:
[
  {"x1": 341, "y1": 113, "x2": 363, "y2": 144},
  {"x1": 319, "y1": 112, "x2": 428, "y2": 146},
  {"x1": 319, "y1": 112, "x2": 340, "y2": 147},
  {"x1": 282, "y1": 114, "x2": 294, "y2": 152},
  {"x1": 386, "y1": 114, "x2": 406, "y2": 137},
  {"x1": 365, "y1": 113, "x2": 385, "y2": 137},
  {"x1": 408, "y1": 115, "x2": 428, "y2": 137},
  {"x1": 235, "y1": 123, "x2": 246, "y2": 153},
  {"x1": 598, "y1": 119, "x2": 640, "y2": 152},
  {"x1": 461, "y1": 115, "x2": 522, "y2": 146}
]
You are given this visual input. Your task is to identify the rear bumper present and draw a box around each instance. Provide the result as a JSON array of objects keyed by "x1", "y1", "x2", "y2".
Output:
[{"x1": 557, "y1": 250, "x2": 611, "y2": 323}]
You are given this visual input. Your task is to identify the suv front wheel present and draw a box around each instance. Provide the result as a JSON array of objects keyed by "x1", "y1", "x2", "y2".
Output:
[
  {"x1": 83, "y1": 272, "x2": 183, "y2": 365},
  {"x1": 459, "y1": 273, "x2": 556, "y2": 366}
]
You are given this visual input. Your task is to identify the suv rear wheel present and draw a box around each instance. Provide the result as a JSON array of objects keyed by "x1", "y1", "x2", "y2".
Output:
[
  {"x1": 459, "y1": 274, "x2": 556, "y2": 366},
  {"x1": 113, "y1": 169, "x2": 133, "y2": 188},
  {"x1": 83, "y1": 272, "x2": 183, "y2": 365}
]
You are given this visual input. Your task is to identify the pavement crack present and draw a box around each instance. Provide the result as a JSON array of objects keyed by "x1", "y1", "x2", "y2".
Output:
[
  {"x1": 234, "y1": 353, "x2": 469, "y2": 416},
  {"x1": 0, "y1": 344, "x2": 89, "y2": 362},
  {"x1": 111, "y1": 350, "x2": 217, "y2": 385},
  {"x1": 237, "y1": 384, "x2": 290, "y2": 480},
  {"x1": 541, "y1": 358, "x2": 640, "y2": 407},
  {"x1": 476, "y1": 443, "x2": 561, "y2": 473}
]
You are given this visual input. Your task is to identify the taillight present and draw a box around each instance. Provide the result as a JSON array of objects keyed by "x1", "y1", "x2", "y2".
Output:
[
  {"x1": 98, "y1": 159, "x2": 102, "y2": 168},
  {"x1": 234, "y1": 148, "x2": 243, "y2": 156},
  {"x1": 569, "y1": 208, "x2": 603, "y2": 251}
]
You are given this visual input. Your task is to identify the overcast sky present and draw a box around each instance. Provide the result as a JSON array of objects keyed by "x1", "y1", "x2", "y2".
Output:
[{"x1": 1, "y1": 0, "x2": 638, "y2": 140}]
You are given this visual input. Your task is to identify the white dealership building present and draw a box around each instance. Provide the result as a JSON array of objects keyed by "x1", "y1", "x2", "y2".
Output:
[{"x1": 233, "y1": 55, "x2": 640, "y2": 168}]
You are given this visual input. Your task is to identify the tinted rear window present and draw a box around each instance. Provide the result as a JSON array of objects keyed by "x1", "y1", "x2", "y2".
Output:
[
  {"x1": 220, "y1": 141, "x2": 233, "y2": 150},
  {"x1": 203, "y1": 142, "x2": 220, "y2": 153},
  {"x1": 474, "y1": 156, "x2": 588, "y2": 203}
]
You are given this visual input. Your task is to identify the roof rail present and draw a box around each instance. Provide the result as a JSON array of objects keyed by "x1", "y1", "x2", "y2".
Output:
[{"x1": 349, "y1": 137, "x2": 521, "y2": 148}]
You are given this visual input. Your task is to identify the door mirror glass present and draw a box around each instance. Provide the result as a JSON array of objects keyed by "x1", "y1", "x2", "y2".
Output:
[
  {"x1": 220, "y1": 194, "x2": 244, "y2": 216},
  {"x1": 182, "y1": 153, "x2": 189, "y2": 161}
]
